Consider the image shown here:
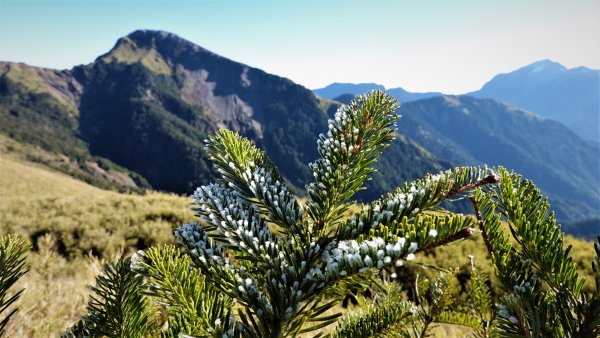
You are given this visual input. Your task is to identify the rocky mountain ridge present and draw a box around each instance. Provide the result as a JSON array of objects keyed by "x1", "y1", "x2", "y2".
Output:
[{"x1": 0, "y1": 30, "x2": 447, "y2": 201}]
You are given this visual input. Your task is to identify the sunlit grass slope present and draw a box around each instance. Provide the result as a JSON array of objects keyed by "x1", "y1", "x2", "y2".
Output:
[
  {"x1": 0, "y1": 151, "x2": 194, "y2": 336},
  {"x1": 1, "y1": 153, "x2": 193, "y2": 258}
]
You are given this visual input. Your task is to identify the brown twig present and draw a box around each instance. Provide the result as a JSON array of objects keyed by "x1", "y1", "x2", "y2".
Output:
[
  {"x1": 469, "y1": 197, "x2": 494, "y2": 256},
  {"x1": 445, "y1": 172, "x2": 500, "y2": 199},
  {"x1": 414, "y1": 227, "x2": 477, "y2": 254}
]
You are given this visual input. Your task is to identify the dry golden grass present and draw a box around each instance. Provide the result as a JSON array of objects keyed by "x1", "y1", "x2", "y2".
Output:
[
  {"x1": 4, "y1": 235, "x2": 102, "y2": 336},
  {"x1": 0, "y1": 155, "x2": 192, "y2": 336},
  {"x1": 1, "y1": 154, "x2": 193, "y2": 259}
]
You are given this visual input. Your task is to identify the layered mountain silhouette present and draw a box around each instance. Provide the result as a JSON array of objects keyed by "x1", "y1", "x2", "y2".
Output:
[
  {"x1": 469, "y1": 60, "x2": 600, "y2": 143},
  {"x1": 314, "y1": 83, "x2": 442, "y2": 102},
  {"x1": 0, "y1": 30, "x2": 445, "y2": 201}
]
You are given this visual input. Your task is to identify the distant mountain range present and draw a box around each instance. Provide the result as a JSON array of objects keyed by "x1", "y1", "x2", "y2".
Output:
[
  {"x1": 317, "y1": 60, "x2": 600, "y2": 143},
  {"x1": 468, "y1": 59, "x2": 600, "y2": 143},
  {"x1": 314, "y1": 83, "x2": 442, "y2": 102},
  {"x1": 1, "y1": 30, "x2": 598, "y2": 226}
]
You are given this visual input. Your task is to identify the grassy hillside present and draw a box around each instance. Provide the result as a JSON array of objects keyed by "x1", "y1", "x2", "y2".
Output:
[
  {"x1": 0, "y1": 70, "x2": 149, "y2": 192},
  {"x1": 0, "y1": 152, "x2": 193, "y2": 336},
  {"x1": 0, "y1": 146, "x2": 193, "y2": 258}
]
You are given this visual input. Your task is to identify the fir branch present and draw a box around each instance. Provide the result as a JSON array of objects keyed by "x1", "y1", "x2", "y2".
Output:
[
  {"x1": 332, "y1": 287, "x2": 415, "y2": 338},
  {"x1": 411, "y1": 271, "x2": 485, "y2": 336},
  {"x1": 471, "y1": 167, "x2": 594, "y2": 337},
  {"x1": 445, "y1": 172, "x2": 500, "y2": 199},
  {"x1": 305, "y1": 90, "x2": 399, "y2": 233},
  {"x1": 469, "y1": 196, "x2": 492, "y2": 254},
  {"x1": 188, "y1": 183, "x2": 280, "y2": 265},
  {"x1": 496, "y1": 169, "x2": 583, "y2": 299},
  {"x1": 80, "y1": 259, "x2": 149, "y2": 338},
  {"x1": 132, "y1": 245, "x2": 238, "y2": 337},
  {"x1": 0, "y1": 235, "x2": 30, "y2": 336},
  {"x1": 355, "y1": 213, "x2": 479, "y2": 273},
  {"x1": 415, "y1": 227, "x2": 476, "y2": 254},
  {"x1": 470, "y1": 189, "x2": 515, "y2": 287},
  {"x1": 174, "y1": 222, "x2": 240, "y2": 300},
  {"x1": 205, "y1": 129, "x2": 304, "y2": 233},
  {"x1": 335, "y1": 166, "x2": 496, "y2": 240},
  {"x1": 466, "y1": 261, "x2": 494, "y2": 337},
  {"x1": 573, "y1": 237, "x2": 600, "y2": 338}
]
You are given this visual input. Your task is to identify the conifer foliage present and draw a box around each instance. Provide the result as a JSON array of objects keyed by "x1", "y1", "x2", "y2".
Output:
[
  {"x1": 0, "y1": 235, "x2": 30, "y2": 336},
  {"x1": 5, "y1": 90, "x2": 594, "y2": 337},
  {"x1": 471, "y1": 171, "x2": 600, "y2": 337},
  {"x1": 63, "y1": 259, "x2": 149, "y2": 338},
  {"x1": 170, "y1": 91, "x2": 506, "y2": 337}
]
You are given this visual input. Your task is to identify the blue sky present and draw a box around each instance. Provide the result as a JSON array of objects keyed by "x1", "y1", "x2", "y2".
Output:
[{"x1": 0, "y1": 0, "x2": 598, "y2": 93}]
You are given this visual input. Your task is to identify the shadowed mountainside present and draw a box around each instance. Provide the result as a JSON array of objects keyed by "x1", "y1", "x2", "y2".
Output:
[{"x1": 395, "y1": 95, "x2": 600, "y2": 220}]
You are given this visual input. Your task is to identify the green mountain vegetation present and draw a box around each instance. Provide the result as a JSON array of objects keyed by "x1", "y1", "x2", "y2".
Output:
[
  {"x1": 0, "y1": 141, "x2": 191, "y2": 259},
  {"x1": 0, "y1": 64, "x2": 149, "y2": 191}
]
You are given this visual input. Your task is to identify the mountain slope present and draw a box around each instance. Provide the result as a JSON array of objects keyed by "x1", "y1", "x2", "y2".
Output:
[
  {"x1": 468, "y1": 60, "x2": 600, "y2": 142},
  {"x1": 396, "y1": 95, "x2": 600, "y2": 220},
  {"x1": 75, "y1": 30, "x2": 336, "y2": 192},
  {"x1": 0, "y1": 63, "x2": 149, "y2": 190},
  {"x1": 0, "y1": 30, "x2": 447, "y2": 201}
]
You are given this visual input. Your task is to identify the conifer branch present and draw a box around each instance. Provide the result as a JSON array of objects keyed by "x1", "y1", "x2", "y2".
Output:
[
  {"x1": 131, "y1": 245, "x2": 239, "y2": 337},
  {"x1": 305, "y1": 91, "x2": 399, "y2": 234},
  {"x1": 205, "y1": 129, "x2": 304, "y2": 235},
  {"x1": 445, "y1": 172, "x2": 500, "y2": 199},
  {"x1": 0, "y1": 235, "x2": 30, "y2": 336},
  {"x1": 332, "y1": 283, "x2": 415, "y2": 337},
  {"x1": 472, "y1": 167, "x2": 595, "y2": 337},
  {"x1": 414, "y1": 227, "x2": 477, "y2": 254},
  {"x1": 335, "y1": 166, "x2": 496, "y2": 241},
  {"x1": 71, "y1": 259, "x2": 149, "y2": 338},
  {"x1": 469, "y1": 196, "x2": 495, "y2": 256}
]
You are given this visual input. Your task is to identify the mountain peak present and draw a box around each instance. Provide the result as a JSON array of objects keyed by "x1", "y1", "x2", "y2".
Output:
[
  {"x1": 124, "y1": 29, "x2": 193, "y2": 48},
  {"x1": 519, "y1": 59, "x2": 566, "y2": 73},
  {"x1": 470, "y1": 59, "x2": 600, "y2": 142},
  {"x1": 110, "y1": 29, "x2": 208, "y2": 55},
  {"x1": 98, "y1": 30, "x2": 213, "y2": 75},
  {"x1": 127, "y1": 29, "x2": 177, "y2": 39}
]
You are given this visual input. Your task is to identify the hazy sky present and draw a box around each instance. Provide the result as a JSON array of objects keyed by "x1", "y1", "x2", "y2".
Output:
[{"x1": 0, "y1": 0, "x2": 599, "y2": 93}]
